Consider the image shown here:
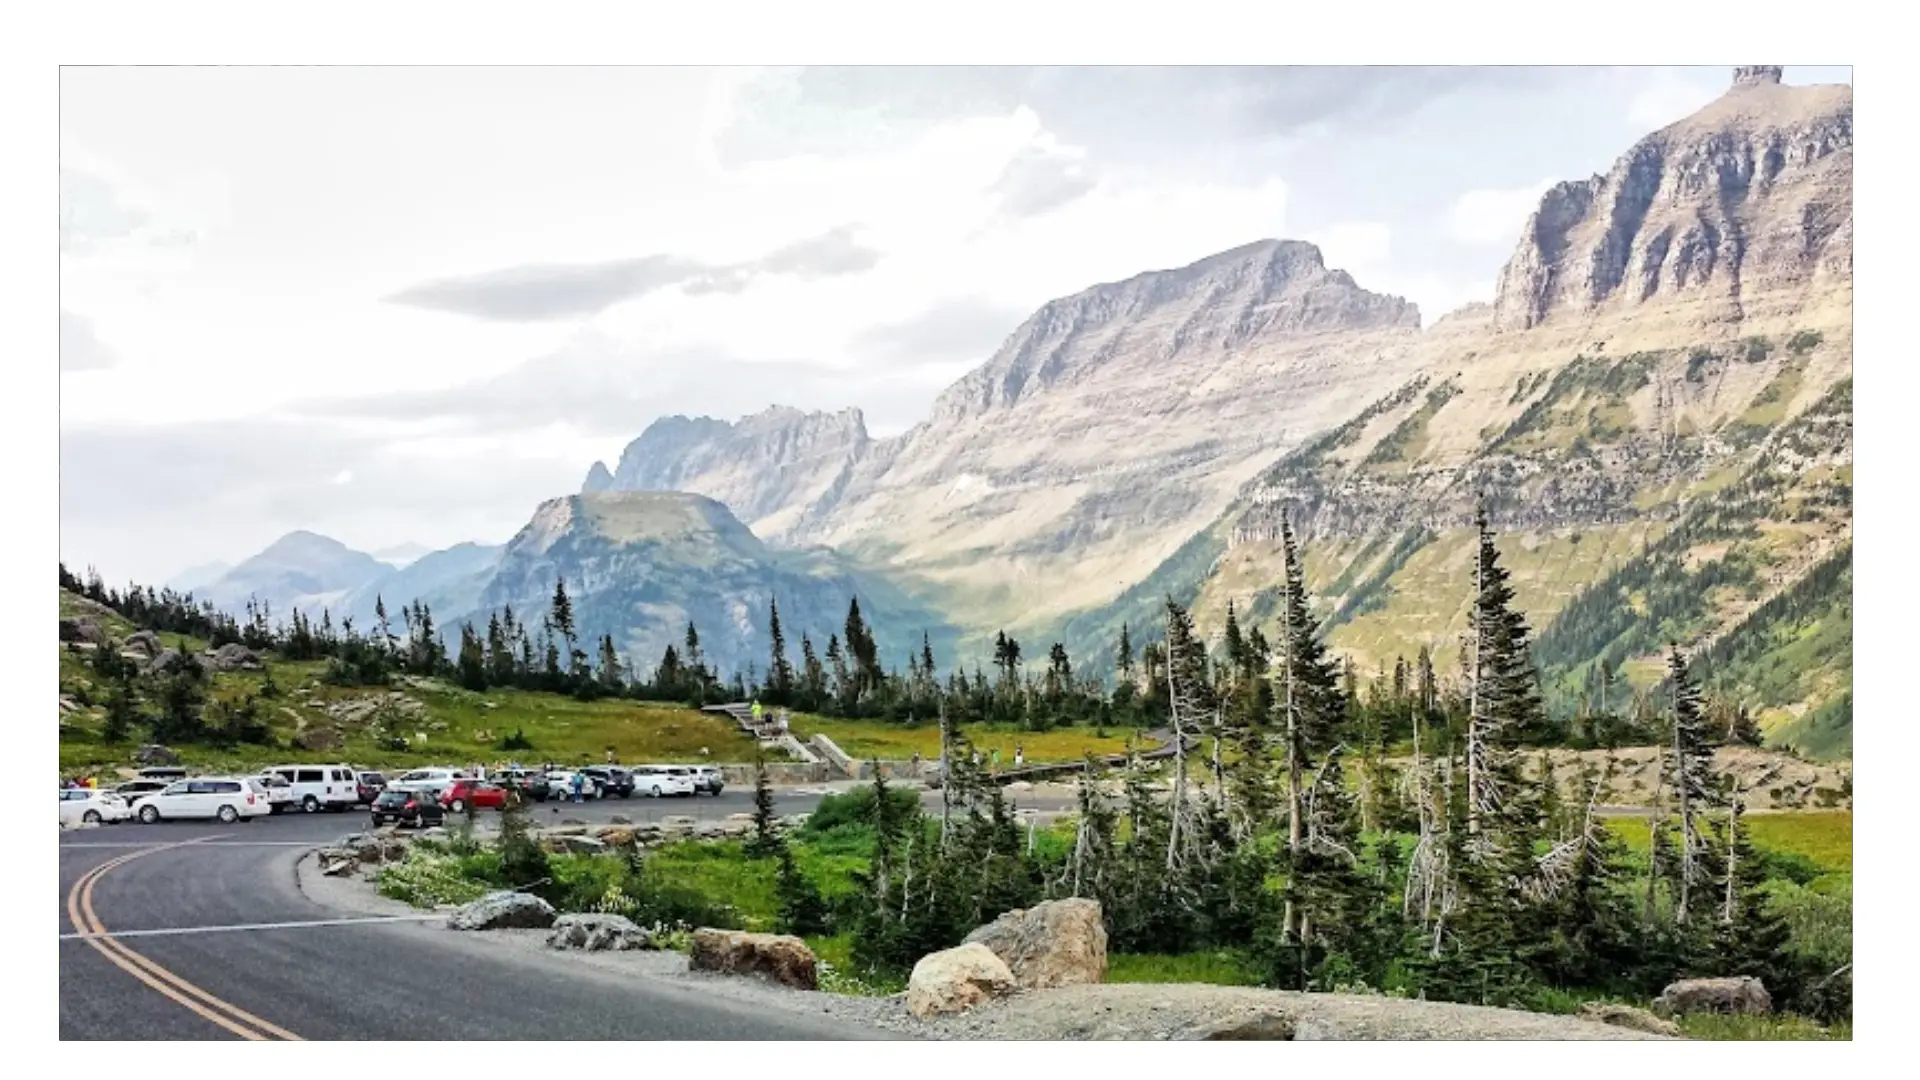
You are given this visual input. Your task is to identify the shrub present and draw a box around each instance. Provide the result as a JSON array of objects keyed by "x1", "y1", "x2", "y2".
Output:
[{"x1": 803, "y1": 783, "x2": 922, "y2": 836}]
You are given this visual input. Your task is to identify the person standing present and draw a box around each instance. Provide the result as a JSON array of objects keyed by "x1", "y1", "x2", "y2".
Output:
[
  {"x1": 571, "y1": 771, "x2": 585, "y2": 803},
  {"x1": 1014, "y1": 745, "x2": 1024, "y2": 769}
]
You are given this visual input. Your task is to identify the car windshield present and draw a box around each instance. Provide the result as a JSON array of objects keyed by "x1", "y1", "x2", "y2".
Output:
[{"x1": 375, "y1": 791, "x2": 409, "y2": 805}]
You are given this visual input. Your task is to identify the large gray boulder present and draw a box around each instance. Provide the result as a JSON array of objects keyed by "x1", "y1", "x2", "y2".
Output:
[
  {"x1": 122, "y1": 630, "x2": 162, "y2": 657},
  {"x1": 547, "y1": 913, "x2": 650, "y2": 952},
  {"x1": 1654, "y1": 976, "x2": 1772, "y2": 1016},
  {"x1": 446, "y1": 891, "x2": 556, "y2": 931},
  {"x1": 961, "y1": 897, "x2": 1108, "y2": 989},
  {"x1": 201, "y1": 643, "x2": 264, "y2": 672},
  {"x1": 60, "y1": 617, "x2": 110, "y2": 645}
]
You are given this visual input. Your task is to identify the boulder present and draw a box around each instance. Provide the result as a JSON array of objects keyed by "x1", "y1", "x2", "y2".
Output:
[
  {"x1": 1654, "y1": 976, "x2": 1772, "y2": 1016},
  {"x1": 1578, "y1": 1002, "x2": 1682, "y2": 1038},
  {"x1": 961, "y1": 898, "x2": 1108, "y2": 989},
  {"x1": 906, "y1": 943, "x2": 1017, "y2": 1018},
  {"x1": 447, "y1": 891, "x2": 556, "y2": 931},
  {"x1": 688, "y1": 929, "x2": 818, "y2": 990},
  {"x1": 551, "y1": 835, "x2": 608, "y2": 855},
  {"x1": 201, "y1": 643, "x2": 264, "y2": 672},
  {"x1": 293, "y1": 725, "x2": 344, "y2": 751},
  {"x1": 662, "y1": 815, "x2": 698, "y2": 828},
  {"x1": 546, "y1": 913, "x2": 650, "y2": 952},
  {"x1": 592, "y1": 826, "x2": 635, "y2": 847},
  {"x1": 134, "y1": 743, "x2": 179, "y2": 765},
  {"x1": 609, "y1": 815, "x2": 634, "y2": 825},
  {"x1": 122, "y1": 630, "x2": 162, "y2": 657},
  {"x1": 60, "y1": 617, "x2": 110, "y2": 644},
  {"x1": 544, "y1": 824, "x2": 589, "y2": 837},
  {"x1": 149, "y1": 648, "x2": 193, "y2": 675}
]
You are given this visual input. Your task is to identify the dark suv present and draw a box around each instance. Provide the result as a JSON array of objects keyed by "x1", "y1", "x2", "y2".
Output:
[
  {"x1": 355, "y1": 771, "x2": 387, "y2": 804},
  {"x1": 500, "y1": 769, "x2": 552, "y2": 802},
  {"x1": 582, "y1": 766, "x2": 634, "y2": 798},
  {"x1": 370, "y1": 789, "x2": 445, "y2": 829}
]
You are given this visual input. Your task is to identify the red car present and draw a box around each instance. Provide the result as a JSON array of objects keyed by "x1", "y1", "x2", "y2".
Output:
[{"x1": 438, "y1": 779, "x2": 509, "y2": 814}]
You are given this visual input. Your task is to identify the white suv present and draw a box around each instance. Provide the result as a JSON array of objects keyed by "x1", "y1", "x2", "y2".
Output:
[
  {"x1": 692, "y1": 766, "x2": 726, "y2": 795},
  {"x1": 261, "y1": 764, "x2": 359, "y2": 813},
  {"x1": 632, "y1": 766, "x2": 697, "y2": 798},
  {"x1": 387, "y1": 767, "x2": 471, "y2": 797},
  {"x1": 135, "y1": 778, "x2": 273, "y2": 824}
]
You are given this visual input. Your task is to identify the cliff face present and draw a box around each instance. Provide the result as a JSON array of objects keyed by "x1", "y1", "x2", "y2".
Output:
[
  {"x1": 587, "y1": 406, "x2": 873, "y2": 540},
  {"x1": 1492, "y1": 66, "x2": 1852, "y2": 333}
]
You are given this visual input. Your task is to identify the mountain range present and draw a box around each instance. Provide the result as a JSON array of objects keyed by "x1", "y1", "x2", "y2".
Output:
[{"x1": 186, "y1": 67, "x2": 1852, "y2": 753}]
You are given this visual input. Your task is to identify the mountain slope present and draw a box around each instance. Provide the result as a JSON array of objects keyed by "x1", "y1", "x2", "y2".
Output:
[
  {"x1": 340, "y1": 541, "x2": 505, "y2": 630},
  {"x1": 471, "y1": 492, "x2": 958, "y2": 677},
  {"x1": 598, "y1": 240, "x2": 1435, "y2": 644},
  {"x1": 197, "y1": 531, "x2": 392, "y2": 617},
  {"x1": 1047, "y1": 68, "x2": 1853, "y2": 755}
]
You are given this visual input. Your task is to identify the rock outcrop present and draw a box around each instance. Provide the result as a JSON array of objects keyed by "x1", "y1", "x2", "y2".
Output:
[
  {"x1": 907, "y1": 942, "x2": 1018, "y2": 1018},
  {"x1": 1578, "y1": 1001, "x2": 1683, "y2": 1037},
  {"x1": 960, "y1": 898, "x2": 1108, "y2": 989},
  {"x1": 546, "y1": 913, "x2": 650, "y2": 952},
  {"x1": 1493, "y1": 67, "x2": 1851, "y2": 333},
  {"x1": 446, "y1": 891, "x2": 556, "y2": 931},
  {"x1": 1654, "y1": 976, "x2": 1773, "y2": 1016},
  {"x1": 688, "y1": 929, "x2": 819, "y2": 990}
]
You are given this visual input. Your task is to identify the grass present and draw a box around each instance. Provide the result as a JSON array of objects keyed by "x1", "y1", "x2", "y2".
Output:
[
  {"x1": 1603, "y1": 811, "x2": 1851, "y2": 873},
  {"x1": 786, "y1": 712, "x2": 1158, "y2": 763},
  {"x1": 1108, "y1": 950, "x2": 1261, "y2": 986},
  {"x1": 1677, "y1": 1014, "x2": 1849, "y2": 1041},
  {"x1": 59, "y1": 639, "x2": 770, "y2": 774}
]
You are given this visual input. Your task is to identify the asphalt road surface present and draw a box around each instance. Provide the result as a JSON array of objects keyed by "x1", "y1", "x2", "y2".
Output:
[{"x1": 58, "y1": 787, "x2": 909, "y2": 1041}]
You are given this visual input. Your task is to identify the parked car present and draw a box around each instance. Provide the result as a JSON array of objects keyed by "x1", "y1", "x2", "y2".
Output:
[
  {"x1": 255, "y1": 773, "x2": 296, "y2": 814},
  {"x1": 691, "y1": 765, "x2": 726, "y2": 795},
  {"x1": 369, "y1": 789, "x2": 446, "y2": 829},
  {"x1": 387, "y1": 767, "x2": 472, "y2": 794},
  {"x1": 581, "y1": 766, "x2": 634, "y2": 798},
  {"x1": 355, "y1": 771, "x2": 387, "y2": 804},
  {"x1": 631, "y1": 765, "x2": 697, "y2": 798},
  {"x1": 545, "y1": 770, "x2": 601, "y2": 800},
  {"x1": 259, "y1": 763, "x2": 359, "y2": 813},
  {"x1": 134, "y1": 778, "x2": 272, "y2": 824},
  {"x1": 136, "y1": 766, "x2": 188, "y2": 782},
  {"x1": 438, "y1": 779, "x2": 509, "y2": 814},
  {"x1": 494, "y1": 768, "x2": 551, "y2": 802},
  {"x1": 60, "y1": 788, "x2": 132, "y2": 826},
  {"x1": 113, "y1": 778, "x2": 172, "y2": 805}
]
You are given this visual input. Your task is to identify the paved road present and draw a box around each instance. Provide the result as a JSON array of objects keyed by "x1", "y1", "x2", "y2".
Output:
[{"x1": 58, "y1": 789, "x2": 905, "y2": 1041}]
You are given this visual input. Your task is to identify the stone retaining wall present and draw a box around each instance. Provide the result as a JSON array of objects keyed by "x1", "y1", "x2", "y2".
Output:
[{"x1": 717, "y1": 762, "x2": 830, "y2": 786}]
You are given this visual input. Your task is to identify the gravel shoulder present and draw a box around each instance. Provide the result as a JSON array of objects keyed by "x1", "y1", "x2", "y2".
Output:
[{"x1": 294, "y1": 852, "x2": 1666, "y2": 1041}]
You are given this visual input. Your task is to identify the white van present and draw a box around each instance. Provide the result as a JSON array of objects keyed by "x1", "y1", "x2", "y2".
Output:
[
  {"x1": 387, "y1": 767, "x2": 472, "y2": 795},
  {"x1": 260, "y1": 763, "x2": 359, "y2": 813},
  {"x1": 631, "y1": 765, "x2": 697, "y2": 798},
  {"x1": 135, "y1": 778, "x2": 273, "y2": 824}
]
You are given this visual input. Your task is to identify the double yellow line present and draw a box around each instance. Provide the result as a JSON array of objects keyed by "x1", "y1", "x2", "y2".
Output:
[{"x1": 66, "y1": 837, "x2": 305, "y2": 1041}]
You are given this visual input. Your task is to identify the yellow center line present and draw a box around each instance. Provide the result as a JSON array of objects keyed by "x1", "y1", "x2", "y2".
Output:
[{"x1": 66, "y1": 836, "x2": 306, "y2": 1041}]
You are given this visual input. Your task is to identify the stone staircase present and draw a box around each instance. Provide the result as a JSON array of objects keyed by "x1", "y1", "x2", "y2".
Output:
[{"x1": 701, "y1": 702, "x2": 821, "y2": 765}]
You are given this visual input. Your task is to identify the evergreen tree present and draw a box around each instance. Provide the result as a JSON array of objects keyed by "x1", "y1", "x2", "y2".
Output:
[
  {"x1": 1699, "y1": 786, "x2": 1795, "y2": 996},
  {"x1": 765, "y1": 597, "x2": 795, "y2": 705},
  {"x1": 800, "y1": 634, "x2": 826, "y2": 708},
  {"x1": 746, "y1": 753, "x2": 781, "y2": 859},
  {"x1": 100, "y1": 679, "x2": 140, "y2": 743},
  {"x1": 1268, "y1": 515, "x2": 1345, "y2": 943},
  {"x1": 455, "y1": 623, "x2": 489, "y2": 691},
  {"x1": 1664, "y1": 644, "x2": 1718, "y2": 924},
  {"x1": 774, "y1": 843, "x2": 829, "y2": 935}
]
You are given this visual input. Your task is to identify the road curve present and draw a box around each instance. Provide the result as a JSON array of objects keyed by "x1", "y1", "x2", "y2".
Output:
[{"x1": 59, "y1": 810, "x2": 893, "y2": 1040}]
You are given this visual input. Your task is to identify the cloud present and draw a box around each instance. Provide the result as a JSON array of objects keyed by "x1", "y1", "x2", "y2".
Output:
[
  {"x1": 990, "y1": 143, "x2": 1096, "y2": 220},
  {"x1": 385, "y1": 225, "x2": 882, "y2": 321},
  {"x1": 853, "y1": 295, "x2": 1027, "y2": 365},
  {"x1": 1444, "y1": 180, "x2": 1555, "y2": 247},
  {"x1": 1625, "y1": 71, "x2": 1722, "y2": 131},
  {"x1": 59, "y1": 309, "x2": 117, "y2": 371},
  {"x1": 384, "y1": 255, "x2": 708, "y2": 322},
  {"x1": 60, "y1": 165, "x2": 152, "y2": 255}
]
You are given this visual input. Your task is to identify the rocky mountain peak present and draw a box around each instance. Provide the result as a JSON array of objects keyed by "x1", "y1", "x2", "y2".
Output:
[
  {"x1": 1492, "y1": 66, "x2": 1850, "y2": 333},
  {"x1": 931, "y1": 239, "x2": 1420, "y2": 423},
  {"x1": 1732, "y1": 65, "x2": 1785, "y2": 88},
  {"x1": 581, "y1": 460, "x2": 614, "y2": 494}
]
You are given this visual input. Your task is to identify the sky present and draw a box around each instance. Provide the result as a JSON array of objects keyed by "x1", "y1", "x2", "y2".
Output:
[{"x1": 58, "y1": 64, "x2": 1853, "y2": 586}]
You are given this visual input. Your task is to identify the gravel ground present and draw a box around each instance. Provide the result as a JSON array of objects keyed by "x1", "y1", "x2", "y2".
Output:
[{"x1": 297, "y1": 853, "x2": 1666, "y2": 1041}]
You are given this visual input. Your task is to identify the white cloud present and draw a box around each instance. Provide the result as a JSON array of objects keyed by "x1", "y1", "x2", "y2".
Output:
[
  {"x1": 330, "y1": 470, "x2": 354, "y2": 485},
  {"x1": 1444, "y1": 180, "x2": 1554, "y2": 247}
]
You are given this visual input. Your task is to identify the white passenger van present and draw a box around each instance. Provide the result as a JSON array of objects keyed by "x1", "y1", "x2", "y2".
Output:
[{"x1": 259, "y1": 763, "x2": 360, "y2": 813}]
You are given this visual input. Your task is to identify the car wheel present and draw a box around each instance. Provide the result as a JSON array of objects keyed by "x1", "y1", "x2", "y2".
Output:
[
  {"x1": 302, "y1": 795, "x2": 319, "y2": 813},
  {"x1": 217, "y1": 805, "x2": 239, "y2": 823},
  {"x1": 82, "y1": 810, "x2": 101, "y2": 824},
  {"x1": 450, "y1": 799, "x2": 466, "y2": 814},
  {"x1": 651, "y1": 785, "x2": 662, "y2": 797},
  {"x1": 138, "y1": 804, "x2": 160, "y2": 824}
]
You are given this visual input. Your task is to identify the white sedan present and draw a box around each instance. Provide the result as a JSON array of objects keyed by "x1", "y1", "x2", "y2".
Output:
[{"x1": 60, "y1": 788, "x2": 132, "y2": 826}]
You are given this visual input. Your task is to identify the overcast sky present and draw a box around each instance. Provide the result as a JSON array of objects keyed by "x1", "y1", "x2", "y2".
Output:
[{"x1": 58, "y1": 64, "x2": 1852, "y2": 585}]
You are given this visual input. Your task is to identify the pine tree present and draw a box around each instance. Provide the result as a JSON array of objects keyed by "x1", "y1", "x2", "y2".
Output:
[
  {"x1": 1462, "y1": 508, "x2": 1545, "y2": 881},
  {"x1": 100, "y1": 679, "x2": 140, "y2": 743},
  {"x1": 765, "y1": 597, "x2": 795, "y2": 705},
  {"x1": 1699, "y1": 785, "x2": 1793, "y2": 990},
  {"x1": 1268, "y1": 514, "x2": 1345, "y2": 942},
  {"x1": 455, "y1": 623, "x2": 488, "y2": 691},
  {"x1": 1664, "y1": 644, "x2": 1718, "y2": 924},
  {"x1": 800, "y1": 634, "x2": 826, "y2": 708},
  {"x1": 746, "y1": 753, "x2": 781, "y2": 859},
  {"x1": 774, "y1": 843, "x2": 829, "y2": 935}
]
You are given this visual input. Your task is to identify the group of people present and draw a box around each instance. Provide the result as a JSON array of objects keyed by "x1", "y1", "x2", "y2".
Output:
[
  {"x1": 910, "y1": 744, "x2": 1025, "y2": 775},
  {"x1": 62, "y1": 775, "x2": 101, "y2": 790}
]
